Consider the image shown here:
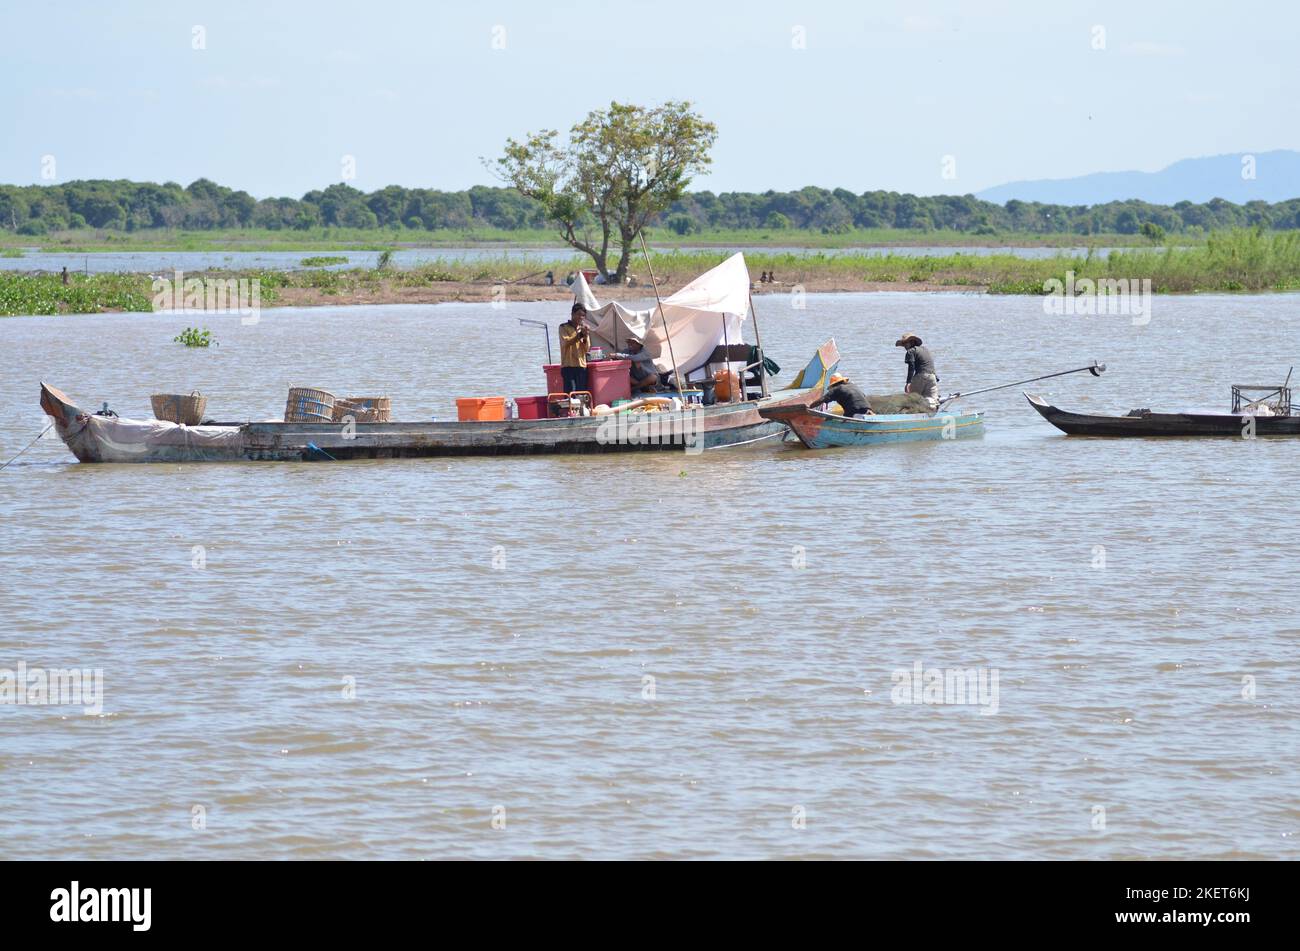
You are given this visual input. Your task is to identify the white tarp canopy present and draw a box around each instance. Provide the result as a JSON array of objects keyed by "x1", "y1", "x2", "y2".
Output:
[{"x1": 573, "y1": 252, "x2": 750, "y2": 378}]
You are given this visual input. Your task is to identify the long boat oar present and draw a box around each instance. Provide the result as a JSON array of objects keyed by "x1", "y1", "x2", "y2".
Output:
[{"x1": 939, "y1": 361, "x2": 1106, "y2": 406}]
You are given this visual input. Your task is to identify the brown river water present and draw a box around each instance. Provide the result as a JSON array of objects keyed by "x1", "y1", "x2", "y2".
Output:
[{"x1": 1, "y1": 291, "x2": 1297, "y2": 859}]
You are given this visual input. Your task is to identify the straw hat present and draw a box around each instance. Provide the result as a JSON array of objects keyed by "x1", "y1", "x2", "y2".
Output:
[
  {"x1": 829, "y1": 373, "x2": 849, "y2": 385},
  {"x1": 894, "y1": 332, "x2": 923, "y2": 347}
]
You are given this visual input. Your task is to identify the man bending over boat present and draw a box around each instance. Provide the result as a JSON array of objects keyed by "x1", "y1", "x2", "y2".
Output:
[
  {"x1": 896, "y1": 332, "x2": 940, "y2": 410},
  {"x1": 822, "y1": 373, "x2": 874, "y2": 417},
  {"x1": 560, "y1": 303, "x2": 591, "y2": 393},
  {"x1": 614, "y1": 337, "x2": 660, "y2": 394}
]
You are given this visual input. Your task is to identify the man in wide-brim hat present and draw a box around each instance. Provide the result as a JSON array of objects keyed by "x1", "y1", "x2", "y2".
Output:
[{"x1": 894, "y1": 331, "x2": 940, "y2": 410}]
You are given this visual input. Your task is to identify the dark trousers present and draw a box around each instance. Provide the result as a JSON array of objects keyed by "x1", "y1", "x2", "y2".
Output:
[{"x1": 562, "y1": 366, "x2": 589, "y2": 392}]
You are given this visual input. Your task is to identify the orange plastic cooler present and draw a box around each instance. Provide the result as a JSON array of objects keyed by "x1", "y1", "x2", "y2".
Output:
[
  {"x1": 456, "y1": 396, "x2": 507, "y2": 421},
  {"x1": 586, "y1": 359, "x2": 632, "y2": 406}
]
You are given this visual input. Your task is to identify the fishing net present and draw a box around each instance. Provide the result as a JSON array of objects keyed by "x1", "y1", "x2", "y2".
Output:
[{"x1": 866, "y1": 392, "x2": 933, "y2": 415}]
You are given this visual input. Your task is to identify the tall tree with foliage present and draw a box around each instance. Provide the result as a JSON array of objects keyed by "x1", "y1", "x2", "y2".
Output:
[{"x1": 495, "y1": 101, "x2": 718, "y2": 282}]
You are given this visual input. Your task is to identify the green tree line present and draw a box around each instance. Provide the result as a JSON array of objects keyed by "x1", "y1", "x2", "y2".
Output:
[{"x1": 2, "y1": 177, "x2": 1298, "y2": 237}]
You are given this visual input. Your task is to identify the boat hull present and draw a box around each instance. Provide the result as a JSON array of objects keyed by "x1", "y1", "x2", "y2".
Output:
[
  {"x1": 1025, "y1": 393, "x2": 1300, "y2": 437},
  {"x1": 39, "y1": 382, "x2": 811, "y2": 463},
  {"x1": 760, "y1": 403, "x2": 984, "y2": 449}
]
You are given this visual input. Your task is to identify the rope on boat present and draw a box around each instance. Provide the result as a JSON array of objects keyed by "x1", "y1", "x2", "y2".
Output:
[{"x1": 0, "y1": 424, "x2": 54, "y2": 471}]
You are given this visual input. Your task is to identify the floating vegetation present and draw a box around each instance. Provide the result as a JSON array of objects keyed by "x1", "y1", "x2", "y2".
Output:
[{"x1": 173, "y1": 327, "x2": 216, "y2": 347}]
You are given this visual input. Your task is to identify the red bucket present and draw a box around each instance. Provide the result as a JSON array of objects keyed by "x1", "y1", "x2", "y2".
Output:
[{"x1": 515, "y1": 395, "x2": 549, "y2": 420}]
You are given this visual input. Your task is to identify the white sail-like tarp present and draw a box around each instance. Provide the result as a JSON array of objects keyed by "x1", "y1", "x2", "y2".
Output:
[{"x1": 574, "y1": 252, "x2": 749, "y2": 378}]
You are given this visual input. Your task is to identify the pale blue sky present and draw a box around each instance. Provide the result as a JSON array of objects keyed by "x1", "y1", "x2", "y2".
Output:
[{"x1": 2, "y1": 0, "x2": 1295, "y2": 198}]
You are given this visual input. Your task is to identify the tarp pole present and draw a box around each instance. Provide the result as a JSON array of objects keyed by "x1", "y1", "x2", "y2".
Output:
[
  {"x1": 748, "y1": 291, "x2": 769, "y2": 399},
  {"x1": 721, "y1": 310, "x2": 732, "y2": 402},
  {"x1": 638, "y1": 231, "x2": 685, "y2": 396}
]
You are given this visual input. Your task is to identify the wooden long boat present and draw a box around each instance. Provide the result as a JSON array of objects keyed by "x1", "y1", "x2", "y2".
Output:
[
  {"x1": 39, "y1": 381, "x2": 825, "y2": 463},
  {"x1": 759, "y1": 402, "x2": 984, "y2": 448},
  {"x1": 1025, "y1": 392, "x2": 1300, "y2": 437}
]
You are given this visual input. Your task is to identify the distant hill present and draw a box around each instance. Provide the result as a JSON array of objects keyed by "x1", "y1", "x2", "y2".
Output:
[{"x1": 976, "y1": 150, "x2": 1300, "y2": 206}]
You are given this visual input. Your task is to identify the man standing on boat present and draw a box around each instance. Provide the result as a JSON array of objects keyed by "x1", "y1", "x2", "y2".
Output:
[
  {"x1": 822, "y1": 373, "x2": 874, "y2": 417},
  {"x1": 896, "y1": 332, "x2": 940, "y2": 410},
  {"x1": 560, "y1": 303, "x2": 591, "y2": 393}
]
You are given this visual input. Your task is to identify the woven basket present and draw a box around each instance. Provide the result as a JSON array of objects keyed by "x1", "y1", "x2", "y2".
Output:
[
  {"x1": 333, "y1": 396, "x2": 392, "y2": 423},
  {"x1": 151, "y1": 391, "x2": 207, "y2": 426},
  {"x1": 285, "y1": 387, "x2": 335, "y2": 423}
]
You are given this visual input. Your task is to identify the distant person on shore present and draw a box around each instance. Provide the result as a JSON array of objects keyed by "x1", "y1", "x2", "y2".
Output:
[
  {"x1": 895, "y1": 332, "x2": 940, "y2": 410},
  {"x1": 614, "y1": 337, "x2": 659, "y2": 393},
  {"x1": 822, "y1": 373, "x2": 874, "y2": 417},
  {"x1": 559, "y1": 303, "x2": 591, "y2": 393},
  {"x1": 544, "y1": 270, "x2": 554, "y2": 286}
]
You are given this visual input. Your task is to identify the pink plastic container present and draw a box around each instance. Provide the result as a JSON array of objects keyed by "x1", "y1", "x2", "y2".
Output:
[
  {"x1": 543, "y1": 364, "x2": 565, "y2": 394},
  {"x1": 587, "y1": 359, "x2": 632, "y2": 407},
  {"x1": 515, "y1": 395, "x2": 549, "y2": 419}
]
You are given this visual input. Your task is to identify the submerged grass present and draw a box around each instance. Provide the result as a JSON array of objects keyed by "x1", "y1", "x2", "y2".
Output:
[
  {"x1": 1, "y1": 230, "x2": 1295, "y2": 316},
  {"x1": 0, "y1": 225, "x2": 1193, "y2": 254},
  {"x1": 0, "y1": 272, "x2": 153, "y2": 316},
  {"x1": 646, "y1": 230, "x2": 1300, "y2": 294}
]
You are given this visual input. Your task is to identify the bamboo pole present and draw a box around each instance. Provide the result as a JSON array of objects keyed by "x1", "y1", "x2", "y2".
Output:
[
  {"x1": 748, "y1": 291, "x2": 769, "y2": 399},
  {"x1": 720, "y1": 311, "x2": 733, "y2": 403},
  {"x1": 638, "y1": 232, "x2": 685, "y2": 396}
]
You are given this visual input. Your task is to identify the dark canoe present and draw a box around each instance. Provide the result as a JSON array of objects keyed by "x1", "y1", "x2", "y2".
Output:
[
  {"x1": 1025, "y1": 392, "x2": 1300, "y2": 437},
  {"x1": 39, "y1": 382, "x2": 823, "y2": 463}
]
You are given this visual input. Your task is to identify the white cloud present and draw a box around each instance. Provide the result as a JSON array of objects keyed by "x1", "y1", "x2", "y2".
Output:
[
  {"x1": 45, "y1": 87, "x2": 106, "y2": 101},
  {"x1": 201, "y1": 75, "x2": 282, "y2": 91},
  {"x1": 901, "y1": 15, "x2": 952, "y2": 33},
  {"x1": 1122, "y1": 41, "x2": 1186, "y2": 57}
]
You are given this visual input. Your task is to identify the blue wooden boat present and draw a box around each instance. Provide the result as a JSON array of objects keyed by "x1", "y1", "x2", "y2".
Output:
[{"x1": 759, "y1": 402, "x2": 984, "y2": 448}]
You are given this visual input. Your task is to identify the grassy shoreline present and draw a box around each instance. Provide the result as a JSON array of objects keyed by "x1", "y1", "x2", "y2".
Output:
[
  {"x1": 2, "y1": 231, "x2": 1295, "y2": 316},
  {"x1": 0, "y1": 225, "x2": 1197, "y2": 254}
]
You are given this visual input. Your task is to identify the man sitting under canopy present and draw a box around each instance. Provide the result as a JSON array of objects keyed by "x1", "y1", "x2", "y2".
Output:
[{"x1": 571, "y1": 252, "x2": 752, "y2": 390}]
